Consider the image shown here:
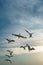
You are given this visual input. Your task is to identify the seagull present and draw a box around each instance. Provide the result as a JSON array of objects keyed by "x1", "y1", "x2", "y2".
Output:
[
  {"x1": 25, "y1": 30, "x2": 33, "y2": 38},
  {"x1": 5, "y1": 55, "x2": 13, "y2": 58},
  {"x1": 20, "y1": 46, "x2": 26, "y2": 50},
  {"x1": 12, "y1": 33, "x2": 27, "y2": 39},
  {"x1": 5, "y1": 59, "x2": 12, "y2": 63},
  {"x1": 6, "y1": 39, "x2": 15, "y2": 43},
  {"x1": 7, "y1": 50, "x2": 13, "y2": 56},
  {"x1": 26, "y1": 44, "x2": 35, "y2": 51}
]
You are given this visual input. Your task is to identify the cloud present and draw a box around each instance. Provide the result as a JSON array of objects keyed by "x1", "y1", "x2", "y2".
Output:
[
  {"x1": 0, "y1": 0, "x2": 43, "y2": 47},
  {"x1": 0, "y1": 0, "x2": 43, "y2": 27},
  {"x1": 0, "y1": 46, "x2": 43, "y2": 56}
]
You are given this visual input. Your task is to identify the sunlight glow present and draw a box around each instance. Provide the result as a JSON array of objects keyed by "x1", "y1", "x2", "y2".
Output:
[{"x1": 13, "y1": 46, "x2": 43, "y2": 55}]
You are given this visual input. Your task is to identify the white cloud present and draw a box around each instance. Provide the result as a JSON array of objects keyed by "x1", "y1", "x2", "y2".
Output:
[{"x1": 0, "y1": 46, "x2": 43, "y2": 56}]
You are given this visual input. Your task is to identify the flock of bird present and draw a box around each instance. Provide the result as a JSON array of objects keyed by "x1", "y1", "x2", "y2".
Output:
[
  {"x1": 4, "y1": 29, "x2": 35, "y2": 63},
  {"x1": 5, "y1": 50, "x2": 13, "y2": 63}
]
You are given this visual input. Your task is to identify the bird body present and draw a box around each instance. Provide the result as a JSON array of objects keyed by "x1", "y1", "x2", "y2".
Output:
[
  {"x1": 6, "y1": 39, "x2": 15, "y2": 43},
  {"x1": 12, "y1": 33, "x2": 27, "y2": 39}
]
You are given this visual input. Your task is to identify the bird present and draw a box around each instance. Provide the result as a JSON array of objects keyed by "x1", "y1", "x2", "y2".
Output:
[
  {"x1": 12, "y1": 33, "x2": 27, "y2": 39},
  {"x1": 20, "y1": 46, "x2": 26, "y2": 50},
  {"x1": 25, "y1": 30, "x2": 33, "y2": 38},
  {"x1": 26, "y1": 44, "x2": 35, "y2": 51},
  {"x1": 5, "y1": 55, "x2": 13, "y2": 58},
  {"x1": 5, "y1": 59, "x2": 12, "y2": 63},
  {"x1": 6, "y1": 39, "x2": 15, "y2": 43},
  {"x1": 7, "y1": 50, "x2": 13, "y2": 56}
]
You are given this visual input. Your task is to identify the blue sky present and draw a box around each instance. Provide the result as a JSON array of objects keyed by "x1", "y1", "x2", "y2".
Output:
[{"x1": 0, "y1": 0, "x2": 43, "y2": 47}]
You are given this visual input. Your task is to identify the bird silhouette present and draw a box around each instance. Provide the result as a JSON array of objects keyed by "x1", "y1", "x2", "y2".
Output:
[
  {"x1": 26, "y1": 44, "x2": 35, "y2": 51},
  {"x1": 5, "y1": 55, "x2": 13, "y2": 58},
  {"x1": 6, "y1": 39, "x2": 15, "y2": 43},
  {"x1": 25, "y1": 30, "x2": 33, "y2": 38},
  {"x1": 7, "y1": 50, "x2": 13, "y2": 56},
  {"x1": 20, "y1": 46, "x2": 26, "y2": 50},
  {"x1": 5, "y1": 59, "x2": 12, "y2": 63},
  {"x1": 12, "y1": 33, "x2": 27, "y2": 39}
]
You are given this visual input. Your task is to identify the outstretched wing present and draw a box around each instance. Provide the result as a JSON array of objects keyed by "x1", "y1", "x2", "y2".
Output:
[
  {"x1": 25, "y1": 30, "x2": 30, "y2": 34},
  {"x1": 20, "y1": 35, "x2": 27, "y2": 38},
  {"x1": 20, "y1": 46, "x2": 25, "y2": 50},
  {"x1": 20, "y1": 46, "x2": 24, "y2": 48},
  {"x1": 5, "y1": 59, "x2": 12, "y2": 63},
  {"x1": 11, "y1": 40, "x2": 15, "y2": 42},
  {"x1": 7, "y1": 50, "x2": 10, "y2": 52},
  {"x1": 25, "y1": 30, "x2": 33, "y2": 38}
]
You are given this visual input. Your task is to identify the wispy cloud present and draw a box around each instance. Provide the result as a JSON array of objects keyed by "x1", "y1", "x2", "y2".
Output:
[{"x1": 0, "y1": 0, "x2": 43, "y2": 47}]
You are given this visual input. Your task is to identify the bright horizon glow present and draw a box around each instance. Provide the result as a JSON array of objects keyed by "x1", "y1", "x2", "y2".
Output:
[
  {"x1": 12, "y1": 46, "x2": 43, "y2": 55},
  {"x1": 0, "y1": 46, "x2": 43, "y2": 56}
]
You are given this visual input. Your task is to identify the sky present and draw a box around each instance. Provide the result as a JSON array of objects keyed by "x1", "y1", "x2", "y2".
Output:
[
  {"x1": 0, "y1": 0, "x2": 43, "y2": 48},
  {"x1": 0, "y1": 1, "x2": 43, "y2": 65}
]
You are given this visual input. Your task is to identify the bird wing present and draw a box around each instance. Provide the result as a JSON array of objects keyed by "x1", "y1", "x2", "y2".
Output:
[
  {"x1": 10, "y1": 52, "x2": 13, "y2": 56},
  {"x1": 20, "y1": 46, "x2": 24, "y2": 48},
  {"x1": 7, "y1": 50, "x2": 10, "y2": 52},
  {"x1": 25, "y1": 30, "x2": 30, "y2": 34}
]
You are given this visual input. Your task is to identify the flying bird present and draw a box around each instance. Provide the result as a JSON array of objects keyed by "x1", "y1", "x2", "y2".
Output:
[
  {"x1": 20, "y1": 46, "x2": 26, "y2": 50},
  {"x1": 5, "y1": 59, "x2": 12, "y2": 63},
  {"x1": 26, "y1": 44, "x2": 35, "y2": 51},
  {"x1": 25, "y1": 30, "x2": 33, "y2": 38},
  {"x1": 12, "y1": 33, "x2": 27, "y2": 39},
  {"x1": 7, "y1": 50, "x2": 13, "y2": 56},
  {"x1": 6, "y1": 39, "x2": 15, "y2": 43},
  {"x1": 5, "y1": 55, "x2": 13, "y2": 58}
]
